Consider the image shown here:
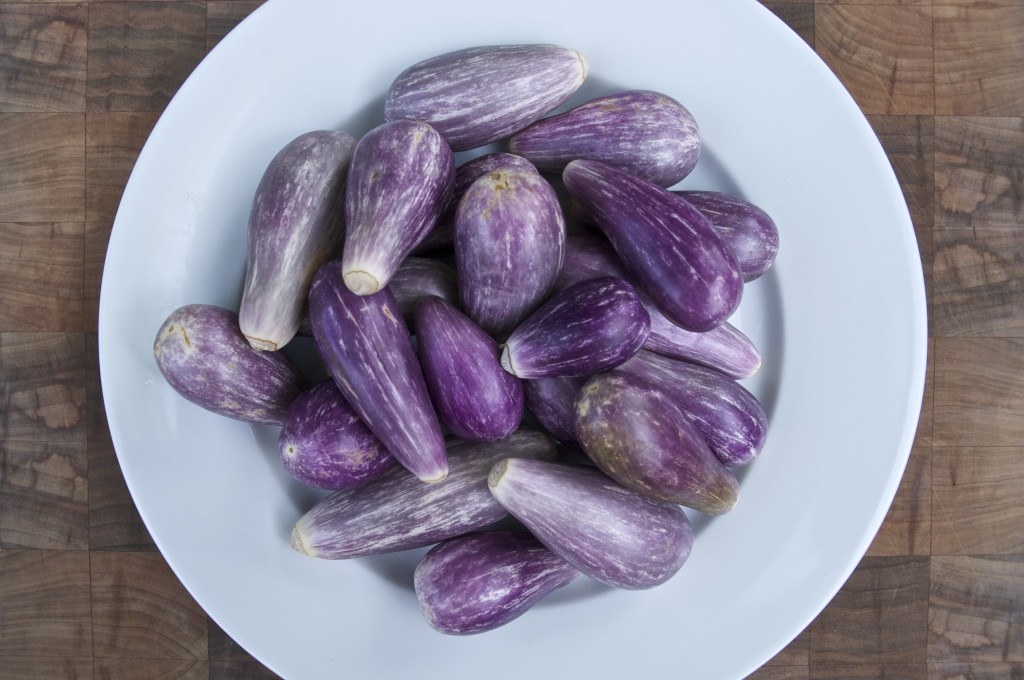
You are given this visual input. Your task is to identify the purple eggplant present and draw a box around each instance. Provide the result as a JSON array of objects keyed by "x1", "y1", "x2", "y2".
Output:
[
  {"x1": 675, "y1": 190, "x2": 779, "y2": 282},
  {"x1": 239, "y1": 130, "x2": 356, "y2": 351},
  {"x1": 415, "y1": 295, "x2": 524, "y2": 442},
  {"x1": 488, "y1": 458, "x2": 693, "y2": 590},
  {"x1": 385, "y1": 44, "x2": 588, "y2": 152},
  {"x1": 291, "y1": 430, "x2": 558, "y2": 559},
  {"x1": 522, "y1": 375, "x2": 589, "y2": 449},
  {"x1": 342, "y1": 120, "x2": 454, "y2": 296},
  {"x1": 510, "y1": 90, "x2": 700, "y2": 187},
  {"x1": 563, "y1": 159, "x2": 742, "y2": 332},
  {"x1": 414, "y1": 531, "x2": 579, "y2": 635},
  {"x1": 388, "y1": 257, "x2": 458, "y2": 324},
  {"x1": 308, "y1": 260, "x2": 447, "y2": 483},
  {"x1": 455, "y1": 166, "x2": 566, "y2": 339},
  {"x1": 278, "y1": 379, "x2": 397, "y2": 491},
  {"x1": 619, "y1": 349, "x2": 768, "y2": 467},
  {"x1": 500, "y1": 277, "x2": 650, "y2": 379},
  {"x1": 575, "y1": 371, "x2": 739, "y2": 513},
  {"x1": 153, "y1": 304, "x2": 304, "y2": 424}
]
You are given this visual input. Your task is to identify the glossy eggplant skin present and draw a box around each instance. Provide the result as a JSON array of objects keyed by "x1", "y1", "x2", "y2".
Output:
[
  {"x1": 522, "y1": 375, "x2": 589, "y2": 449},
  {"x1": 308, "y1": 259, "x2": 448, "y2": 483},
  {"x1": 510, "y1": 90, "x2": 700, "y2": 187},
  {"x1": 488, "y1": 458, "x2": 693, "y2": 590},
  {"x1": 384, "y1": 44, "x2": 588, "y2": 151},
  {"x1": 291, "y1": 430, "x2": 558, "y2": 559},
  {"x1": 414, "y1": 531, "x2": 579, "y2": 635},
  {"x1": 415, "y1": 295, "x2": 524, "y2": 442},
  {"x1": 341, "y1": 120, "x2": 454, "y2": 296},
  {"x1": 153, "y1": 304, "x2": 305, "y2": 425},
  {"x1": 563, "y1": 159, "x2": 742, "y2": 332},
  {"x1": 388, "y1": 257, "x2": 458, "y2": 324},
  {"x1": 239, "y1": 130, "x2": 356, "y2": 352},
  {"x1": 675, "y1": 190, "x2": 779, "y2": 282}
]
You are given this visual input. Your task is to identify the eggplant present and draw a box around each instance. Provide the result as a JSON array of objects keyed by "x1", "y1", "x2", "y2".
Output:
[
  {"x1": 385, "y1": 44, "x2": 588, "y2": 151},
  {"x1": 415, "y1": 295, "x2": 524, "y2": 442},
  {"x1": 278, "y1": 379, "x2": 397, "y2": 491},
  {"x1": 675, "y1": 190, "x2": 779, "y2": 282},
  {"x1": 153, "y1": 304, "x2": 304, "y2": 424},
  {"x1": 522, "y1": 375, "x2": 589, "y2": 449},
  {"x1": 342, "y1": 120, "x2": 454, "y2": 295},
  {"x1": 388, "y1": 257, "x2": 458, "y2": 324},
  {"x1": 238, "y1": 130, "x2": 356, "y2": 352},
  {"x1": 575, "y1": 371, "x2": 739, "y2": 513},
  {"x1": 455, "y1": 166, "x2": 565, "y2": 339},
  {"x1": 308, "y1": 260, "x2": 448, "y2": 483},
  {"x1": 291, "y1": 430, "x2": 558, "y2": 559},
  {"x1": 619, "y1": 349, "x2": 768, "y2": 467},
  {"x1": 414, "y1": 531, "x2": 579, "y2": 635},
  {"x1": 488, "y1": 458, "x2": 693, "y2": 590},
  {"x1": 500, "y1": 277, "x2": 650, "y2": 379},
  {"x1": 562, "y1": 159, "x2": 742, "y2": 332},
  {"x1": 509, "y1": 90, "x2": 700, "y2": 187}
]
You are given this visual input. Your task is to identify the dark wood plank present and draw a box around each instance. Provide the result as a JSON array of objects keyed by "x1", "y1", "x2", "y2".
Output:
[
  {"x1": 928, "y1": 663, "x2": 1024, "y2": 680},
  {"x1": 0, "y1": 656, "x2": 94, "y2": 680},
  {"x1": 84, "y1": 222, "x2": 112, "y2": 335},
  {"x1": 867, "y1": 445, "x2": 931, "y2": 557},
  {"x1": 85, "y1": 112, "x2": 160, "y2": 224},
  {"x1": 88, "y1": 439, "x2": 156, "y2": 551},
  {"x1": 0, "y1": 112, "x2": 84, "y2": 222},
  {"x1": 207, "y1": 619, "x2": 281, "y2": 680},
  {"x1": 0, "y1": 3, "x2": 88, "y2": 112},
  {"x1": 85, "y1": 331, "x2": 110, "y2": 443},
  {"x1": 748, "y1": 666, "x2": 810, "y2": 680},
  {"x1": 0, "y1": 222, "x2": 84, "y2": 332},
  {"x1": 766, "y1": 628, "x2": 812, "y2": 667},
  {"x1": 93, "y1": 658, "x2": 208, "y2": 680},
  {"x1": 809, "y1": 664, "x2": 928, "y2": 679},
  {"x1": 206, "y1": 1, "x2": 264, "y2": 52},
  {"x1": 761, "y1": 1, "x2": 815, "y2": 47},
  {"x1": 0, "y1": 331, "x2": 87, "y2": 442}
]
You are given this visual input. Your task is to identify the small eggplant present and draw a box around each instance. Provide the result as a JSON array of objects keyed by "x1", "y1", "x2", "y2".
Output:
[
  {"x1": 522, "y1": 375, "x2": 589, "y2": 449},
  {"x1": 675, "y1": 190, "x2": 779, "y2": 282},
  {"x1": 388, "y1": 257, "x2": 458, "y2": 324}
]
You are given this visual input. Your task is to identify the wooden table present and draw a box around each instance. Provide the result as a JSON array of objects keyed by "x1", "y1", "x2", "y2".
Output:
[{"x1": 1, "y1": 1, "x2": 1021, "y2": 678}]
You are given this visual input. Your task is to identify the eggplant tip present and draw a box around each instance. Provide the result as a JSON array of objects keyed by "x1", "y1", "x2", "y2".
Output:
[
  {"x1": 418, "y1": 465, "x2": 449, "y2": 483},
  {"x1": 343, "y1": 270, "x2": 381, "y2": 296},
  {"x1": 499, "y1": 345, "x2": 517, "y2": 376},
  {"x1": 290, "y1": 525, "x2": 313, "y2": 556},
  {"x1": 487, "y1": 458, "x2": 510, "y2": 488},
  {"x1": 245, "y1": 335, "x2": 278, "y2": 352}
]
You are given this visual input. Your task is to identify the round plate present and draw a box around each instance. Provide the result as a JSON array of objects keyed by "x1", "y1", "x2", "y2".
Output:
[{"x1": 98, "y1": 1, "x2": 927, "y2": 678}]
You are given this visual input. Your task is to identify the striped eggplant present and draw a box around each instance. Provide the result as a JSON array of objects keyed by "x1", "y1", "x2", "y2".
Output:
[
  {"x1": 619, "y1": 349, "x2": 768, "y2": 467},
  {"x1": 522, "y1": 375, "x2": 589, "y2": 449},
  {"x1": 278, "y1": 379, "x2": 397, "y2": 491},
  {"x1": 563, "y1": 159, "x2": 743, "y2": 332},
  {"x1": 509, "y1": 90, "x2": 700, "y2": 187},
  {"x1": 291, "y1": 429, "x2": 558, "y2": 559},
  {"x1": 414, "y1": 531, "x2": 579, "y2": 635},
  {"x1": 308, "y1": 260, "x2": 448, "y2": 483},
  {"x1": 384, "y1": 44, "x2": 588, "y2": 151},
  {"x1": 488, "y1": 458, "x2": 694, "y2": 590},
  {"x1": 455, "y1": 166, "x2": 565, "y2": 339},
  {"x1": 388, "y1": 257, "x2": 458, "y2": 324},
  {"x1": 342, "y1": 120, "x2": 454, "y2": 296},
  {"x1": 239, "y1": 130, "x2": 356, "y2": 351},
  {"x1": 500, "y1": 277, "x2": 650, "y2": 379},
  {"x1": 414, "y1": 295, "x2": 524, "y2": 442},
  {"x1": 675, "y1": 190, "x2": 780, "y2": 282},
  {"x1": 153, "y1": 304, "x2": 304, "y2": 424},
  {"x1": 575, "y1": 371, "x2": 739, "y2": 514}
]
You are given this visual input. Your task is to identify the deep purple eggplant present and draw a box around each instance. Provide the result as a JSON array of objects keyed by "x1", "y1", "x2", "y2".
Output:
[
  {"x1": 385, "y1": 44, "x2": 588, "y2": 151},
  {"x1": 308, "y1": 260, "x2": 447, "y2": 483},
  {"x1": 563, "y1": 159, "x2": 742, "y2": 332},
  {"x1": 414, "y1": 531, "x2": 579, "y2": 635},
  {"x1": 619, "y1": 349, "x2": 768, "y2": 467},
  {"x1": 342, "y1": 120, "x2": 454, "y2": 296},
  {"x1": 239, "y1": 130, "x2": 356, "y2": 351},
  {"x1": 510, "y1": 90, "x2": 700, "y2": 187},
  {"x1": 388, "y1": 257, "x2": 458, "y2": 324},
  {"x1": 291, "y1": 430, "x2": 558, "y2": 559},
  {"x1": 415, "y1": 295, "x2": 524, "y2": 442},
  {"x1": 575, "y1": 371, "x2": 739, "y2": 513},
  {"x1": 500, "y1": 277, "x2": 650, "y2": 379},
  {"x1": 522, "y1": 375, "x2": 589, "y2": 449},
  {"x1": 488, "y1": 458, "x2": 693, "y2": 590},
  {"x1": 278, "y1": 379, "x2": 397, "y2": 491},
  {"x1": 455, "y1": 166, "x2": 565, "y2": 339},
  {"x1": 153, "y1": 304, "x2": 304, "y2": 424},
  {"x1": 675, "y1": 190, "x2": 779, "y2": 282}
]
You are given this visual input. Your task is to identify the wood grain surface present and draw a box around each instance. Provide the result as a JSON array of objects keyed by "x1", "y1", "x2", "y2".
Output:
[{"x1": 1, "y1": 1, "x2": 1022, "y2": 678}]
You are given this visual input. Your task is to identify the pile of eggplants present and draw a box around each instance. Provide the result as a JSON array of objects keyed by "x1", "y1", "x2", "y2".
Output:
[{"x1": 152, "y1": 43, "x2": 779, "y2": 636}]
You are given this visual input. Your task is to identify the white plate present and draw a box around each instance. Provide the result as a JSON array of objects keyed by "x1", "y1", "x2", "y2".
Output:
[{"x1": 99, "y1": 1, "x2": 927, "y2": 678}]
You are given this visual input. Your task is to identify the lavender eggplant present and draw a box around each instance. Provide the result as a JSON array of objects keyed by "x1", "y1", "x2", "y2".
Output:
[
  {"x1": 309, "y1": 260, "x2": 448, "y2": 482},
  {"x1": 415, "y1": 295, "x2": 524, "y2": 442},
  {"x1": 500, "y1": 277, "x2": 650, "y2": 379},
  {"x1": 153, "y1": 304, "x2": 304, "y2": 424},
  {"x1": 385, "y1": 44, "x2": 588, "y2": 151},
  {"x1": 239, "y1": 130, "x2": 356, "y2": 351},
  {"x1": 341, "y1": 120, "x2": 454, "y2": 296},
  {"x1": 563, "y1": 159, "x2": 743, "y2": 332},
  {"x1": 414, "y1": 531, "x2": 579, "y2": 635},
  {"x1": 291, "y1": 430, "x2": 558, "y2": 559},
  {"x1": 278, "y1": 379, "x2": 397, "y2": 491},
  {"x1": 575, "y1": 371, "x2": 739, "y2": 513},
  {"x1": 522, "y1": 375, "x2": 589, "y2": 449},
  {"x1": 388, "y1": 257, "x2": 458, "y2": 324},
  {"x1": 675, "y1": 190, "x2": 779, "y2": 282},
  {"x1": 488, "y1": 458, "x2": 693, "y2": 590},
  {"x1": 455, "y1": 166, "x2": 566, "y2": 339},
  {"x1": 510, "y1": 90, "x2": 700, "y2": 187},
  {"x1": 619, "y1": 349, "x2": 768, "y2": 467}
]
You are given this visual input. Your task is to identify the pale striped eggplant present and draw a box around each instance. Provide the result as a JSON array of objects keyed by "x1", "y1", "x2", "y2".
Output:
[
  {"x1": 675, "y1": 190, "x2": 780, "y2": 282},
  {"x1": 522, "y1": 375, "x2": 589, "y2": 449},
  {"x1": 388, "y1": 257, "x2": 458, "y2": 324}
]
